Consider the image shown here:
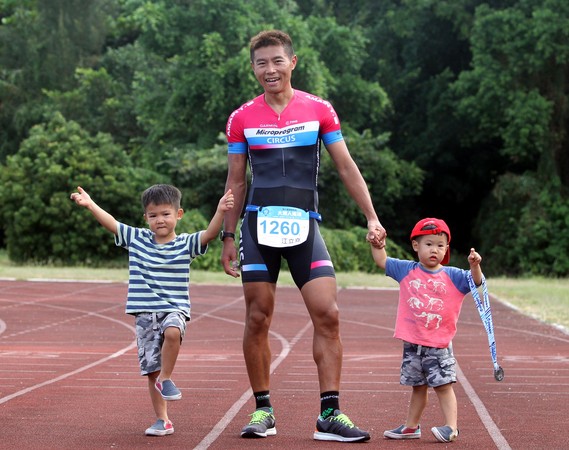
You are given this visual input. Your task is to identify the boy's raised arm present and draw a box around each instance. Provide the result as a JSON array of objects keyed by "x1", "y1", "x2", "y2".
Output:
[
  {"x1": 70, "y1": 186, "x2": 118, "y2": 235},
  {"x1": 468, "y1": 247, "x2": 483, "y2": 285},
  {"x1": 201, "y1": 189, "x2": 234, "y2": 245}
]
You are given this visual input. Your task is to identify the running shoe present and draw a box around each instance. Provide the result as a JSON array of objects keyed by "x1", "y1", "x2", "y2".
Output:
[
  {"x1": 155, "y1": 379, "x2": 182, "y2": 400},
  {"x1": 313, "y1": 409, "x2": 370, "y2": 442},
  {"x1": 431, "y1": 425, "x2": 459, "y2": 442},
  {"x1": 240, "y1": 407, "x2": 277, "y2": 438},
  {"x1": 384, "y1": 424, "x2": 421, "y2": 439},
  {"x1": 145, "y1": 419, "x2": 174, "y2": 436}
]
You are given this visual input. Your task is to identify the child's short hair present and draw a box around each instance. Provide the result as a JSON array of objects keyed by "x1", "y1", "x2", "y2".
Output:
[
  {"x1": 250, "y1": 30, "x2": 295, "y2": 61},
  {"x1": 141, "y1": 184, "x2": 182, "y2": 211}
]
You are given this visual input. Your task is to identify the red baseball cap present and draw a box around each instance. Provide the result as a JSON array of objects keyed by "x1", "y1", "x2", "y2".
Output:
[{"x1": 410, "y1": 218, "x2": 451, "y2": 265}]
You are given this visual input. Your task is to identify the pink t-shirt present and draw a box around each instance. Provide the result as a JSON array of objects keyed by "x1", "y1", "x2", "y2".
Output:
[{"x1": 385, "y1": 257, "x2": 472, "y2": 348}]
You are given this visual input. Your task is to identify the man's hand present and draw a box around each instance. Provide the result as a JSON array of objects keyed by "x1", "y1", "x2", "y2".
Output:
[
  {"x1": 367, "y1": 221, "x2": 387, "y2": 249},
  {"x1": 221, "y1": 240, "x2": 240, "y2": 278}
]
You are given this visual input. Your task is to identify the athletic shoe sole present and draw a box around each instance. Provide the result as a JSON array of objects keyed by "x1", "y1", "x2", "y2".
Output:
[
  {"x1": 241, "y1": 427, "x2": 277, "y2": 438},
  {"x1": 313, "y1": 431, "x2": 370, "y2": 442}
]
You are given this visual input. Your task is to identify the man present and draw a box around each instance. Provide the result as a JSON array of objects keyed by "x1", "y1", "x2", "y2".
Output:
[{"x1": 221, "y1": 30, "x2": 386, "y2": 443}]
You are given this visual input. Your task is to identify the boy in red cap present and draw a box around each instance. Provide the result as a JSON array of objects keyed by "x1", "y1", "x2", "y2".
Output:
[{"x1": 369, "y1": 218, "x2": 483, "y2": 443}]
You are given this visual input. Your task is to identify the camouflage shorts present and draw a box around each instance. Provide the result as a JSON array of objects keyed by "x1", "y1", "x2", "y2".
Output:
[
  {"x1": 135, "y1": 311, "x2": 187, "y2": 376},
  {"x1": 399, "y1": 341, "x2": 456, "y2": 387}
]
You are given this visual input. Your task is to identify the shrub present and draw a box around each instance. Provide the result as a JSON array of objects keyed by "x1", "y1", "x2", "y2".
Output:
[{"x1": 0, "y1": 112, "x2": 161, "y2": 265}]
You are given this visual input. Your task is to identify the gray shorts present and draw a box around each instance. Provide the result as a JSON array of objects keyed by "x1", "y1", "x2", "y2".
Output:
[
  {"x1": 400, "y1": 341, "x2": 456, "y2": 387},
  {"x1": 135, "y1": 312, "x2": 187, "y2": 376}
]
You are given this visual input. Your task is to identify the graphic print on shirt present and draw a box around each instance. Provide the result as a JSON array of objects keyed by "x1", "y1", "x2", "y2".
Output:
[
  {"x1": 386, "y1": 258, "x2": 471, "y2": 348},
  {"x1": 407, "y1": 296, "x2": 424, "y2": 309},
  {"x1": 414, "y1": 311, "x2": 443, "y2": 329},
  {"x1": 427, "y1": 278, "x2": 447, "y2": 294},
  {"x1": 423, "y1": 293, "x2": 444, "y2": 311},
  {"x1": 408, "y1": 278, "x2": 427, "y2": 292},
  {"x1": 406, "y1": 279, "x2": 448, "y2": 329}
]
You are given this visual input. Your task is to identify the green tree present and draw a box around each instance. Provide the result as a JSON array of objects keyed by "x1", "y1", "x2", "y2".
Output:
[
  {"x1": 0, "y1": 112, "x2": 160, "y2": 264},
  {"x1": 454, "y1": 0, "x2": 569, "y2": 275},
  {"x1": 0, "y1": 0, "x2": 114, "y2": 160}
]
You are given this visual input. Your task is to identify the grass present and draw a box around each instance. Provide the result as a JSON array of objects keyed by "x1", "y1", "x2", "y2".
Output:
[{"x1": 0, "y1": 251, "x2": 567, "y2": 331}]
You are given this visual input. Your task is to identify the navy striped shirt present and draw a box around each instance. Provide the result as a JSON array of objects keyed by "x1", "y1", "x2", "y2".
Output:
[{"x1": 115, "y1": 222, "x2": 207, "y2": 319}]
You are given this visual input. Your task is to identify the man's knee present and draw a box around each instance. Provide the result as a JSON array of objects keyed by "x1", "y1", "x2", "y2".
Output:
[{"x1": 313, "y1": 304, "x2": 340, "y2": 336}]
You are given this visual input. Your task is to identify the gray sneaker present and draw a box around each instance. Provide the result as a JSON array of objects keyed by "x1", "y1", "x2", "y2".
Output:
[
  {"x1": 155, "y1": 379, "x2": 182, "y2": 401},
  {"x1": 240, "y1": 407, "x2": 277, "y2": 438},
  {"x1": 145, "y1": 419, "x2": 174, "y2": 436},
  {"x1": 384, "y1": 424, "x2": 421, "y2": 439},
  {"x1": 431, "y1": 425, "x2": 459, "y2": 442},
  {"x1": 313, "y1": 409, "x2": 370, "y2": 442}
]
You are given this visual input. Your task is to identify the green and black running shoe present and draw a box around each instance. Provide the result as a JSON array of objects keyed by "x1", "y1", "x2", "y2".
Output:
[
  {"x1": 313, "y1": 409, "x2": 370, "y2": 442},
  {"x1": 240, "y1": 407, "x2": 276, "y2": 438}
]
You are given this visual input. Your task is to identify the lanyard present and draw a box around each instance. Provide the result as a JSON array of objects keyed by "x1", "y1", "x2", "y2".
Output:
[{"x1": 467, "y1": 273, "x2": 505, "y2": 381}]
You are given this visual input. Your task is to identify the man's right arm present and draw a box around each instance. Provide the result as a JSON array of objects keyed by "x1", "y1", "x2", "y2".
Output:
[{"x1": 221, "y1": 153, "x2": 248, "y2": 276}]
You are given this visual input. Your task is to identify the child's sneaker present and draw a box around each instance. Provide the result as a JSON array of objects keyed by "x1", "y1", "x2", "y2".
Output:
[
  {"x1": 431, "y1": 425, "x2": 459, "y2": 442},
  {"x1": 313, "y1": 409, "x2": 370, "y2": 442},
  {"x1": 384, "y1": 424, "x2": 421, "y2": 439},
  {"x1": 155, "y1": 379, "x2": 182, "y2": 400},
  {"x1": 145, "y1": 419, "x2": 174, "y2": 436},
  {"x1": 240, "y1": 407, "x2": 277, "y2": 438}
]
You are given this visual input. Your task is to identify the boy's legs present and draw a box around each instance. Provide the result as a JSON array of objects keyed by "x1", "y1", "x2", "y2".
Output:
[
  {"x1": 406, "y1": 384, "x2": 428, "y2": 427},
  {"x1": 155, "y1": 313, "x2": 186, "y2": 400},
  {"x1": 433, "y1": 383, "x2": 458, "y2": 430},
  {"x1": 148, "y1": 371, "x2": 168, "y2": 420},
  {"x1": 135, "y1": 314, "x2": 175, "y2": 435},
  {"x1": 159, "y1": 326, "x2": 182, "y2": 381}
]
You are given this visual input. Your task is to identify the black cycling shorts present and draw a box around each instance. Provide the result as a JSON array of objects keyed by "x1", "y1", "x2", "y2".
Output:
[{"x1": 239, "y1": 210, "x2": 335, "y2": 289}]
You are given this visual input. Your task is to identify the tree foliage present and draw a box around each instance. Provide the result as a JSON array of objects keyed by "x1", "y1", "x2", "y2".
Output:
[
  {"x1": 0, "y1": 0, "x2": 568, "y2": 275},
  {"x1": 0, "y1": 113, "x2": 160, "y2": 264}
]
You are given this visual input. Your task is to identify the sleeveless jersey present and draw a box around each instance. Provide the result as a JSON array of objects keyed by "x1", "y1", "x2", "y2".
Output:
[
  {"x1": 386, "y1": 257, "x2": 472, "y2": 348},
  {"x1": 226, "y1": 90, "x2": 343, "y2": 212},
  {"x1": 115, "y1": 222, "x2": 207, "y2": 318}
]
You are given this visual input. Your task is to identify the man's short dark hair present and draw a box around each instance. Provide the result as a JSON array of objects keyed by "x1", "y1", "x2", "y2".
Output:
[{"x1": 250, "y1": 30, "x2": 295, "y2": 62}]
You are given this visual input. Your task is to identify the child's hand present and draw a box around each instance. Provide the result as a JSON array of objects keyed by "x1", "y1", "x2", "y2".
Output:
[
  {"x1": 218, "y1": 189, "x2": 234, "y2": 212},
  {"x1": 70, "y1": 186, "x2": 92, "y2": 208},
  {"x1": 367, "y1": 223, "x2": 387, "y2": 248},
  {"x1": 468, "y1": 248, "x2": 482, "y2": 266}
]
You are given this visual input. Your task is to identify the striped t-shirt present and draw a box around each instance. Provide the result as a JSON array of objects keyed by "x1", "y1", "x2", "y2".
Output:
[{"x1": 115, "y1": 222, "x2": 207, "y2": 319}]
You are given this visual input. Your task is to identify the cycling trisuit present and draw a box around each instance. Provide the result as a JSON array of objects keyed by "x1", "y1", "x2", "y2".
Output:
[{"x1": 226, "y1": 90, "x2": 343, "y2": 287}]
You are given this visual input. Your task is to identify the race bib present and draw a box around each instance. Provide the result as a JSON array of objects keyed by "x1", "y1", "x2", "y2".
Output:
[{"x1": 256, "y1": 206, "x2": 310, "y2": 248}]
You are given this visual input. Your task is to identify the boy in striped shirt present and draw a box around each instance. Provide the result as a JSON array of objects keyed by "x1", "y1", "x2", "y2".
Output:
[{"x1": 71, "y1": 184, "x2": 234, "y2": 436}]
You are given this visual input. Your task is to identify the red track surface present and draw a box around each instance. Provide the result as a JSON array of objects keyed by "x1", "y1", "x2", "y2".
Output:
[{"x1": 1, "y1": 279, "x2": 567, "y2": 449}]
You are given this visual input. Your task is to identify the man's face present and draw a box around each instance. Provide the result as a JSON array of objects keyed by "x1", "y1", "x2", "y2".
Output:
[{"x1": 251, "y1": 45, "x2": 297, "y2": 94}]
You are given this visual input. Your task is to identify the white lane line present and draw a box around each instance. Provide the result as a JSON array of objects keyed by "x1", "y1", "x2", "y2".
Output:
[
  {"x1": 0, "y1": 311, "x2": 136, "y2": 405},
  {"x1": 456, "y1": 363, "x2": 511, "y2": 449},
  {"x1": 194, "y1": 313, "x2": 313, "y2": 450}
]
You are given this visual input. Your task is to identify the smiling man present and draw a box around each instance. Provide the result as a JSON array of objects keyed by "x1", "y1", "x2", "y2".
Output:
[{"x1": 221, "y1": 30, "x2": 386, "y2": 442}]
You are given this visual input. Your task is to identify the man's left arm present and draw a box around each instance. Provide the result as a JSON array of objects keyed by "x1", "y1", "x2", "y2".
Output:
[{"x1": 326, "y1": 140, "x2": 386, "y2": 246}]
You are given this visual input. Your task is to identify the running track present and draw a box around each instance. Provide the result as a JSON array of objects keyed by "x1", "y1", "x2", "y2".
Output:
[{"x1": 0, "y1": 279, "x2": 567, "y2": 449}]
